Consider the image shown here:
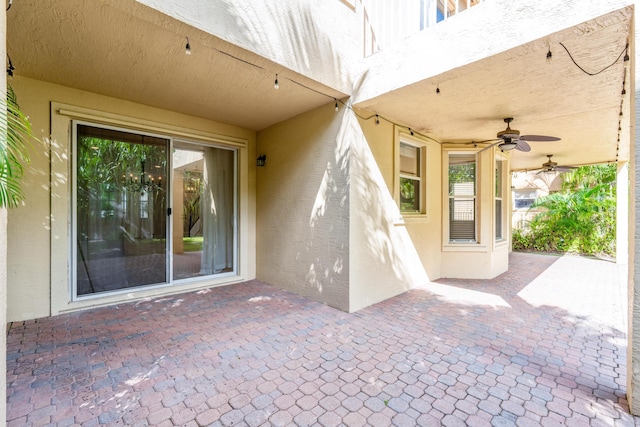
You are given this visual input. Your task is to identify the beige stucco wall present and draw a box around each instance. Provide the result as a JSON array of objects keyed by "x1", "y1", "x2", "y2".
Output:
[
  {"x1": 628, "y1": 3, "x2": 639, "y2": 412},
  {"x1": 135, "y1": 0, "x2": 361, "y2": 95},
  {"x1": 7, "y1": 76, "x2": 256, "y2": 321},
  {"x1": 256, "y1": 103, "x2": 445, "y2": 313},
  {"x1": 350, "y1": 111, "x2": 442, "y2": 311},
  {"x1": 256, "y1": 102, "x2": 350, "y2": 310},
  {"x1": 353, "y1": 0, "x2": 638, "y2": 106},
  {"x1": 348, "y1": 114, "x2": 435, "y2": 312}
]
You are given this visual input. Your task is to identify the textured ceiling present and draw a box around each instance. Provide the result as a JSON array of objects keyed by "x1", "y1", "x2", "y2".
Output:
[
  {"x1": 353, "y1": 6, "x2": 633, "y2": 172},
  {"x1": 6, "y1": 1, "x2": 633, "y2": 172},
  {"x1": 6, "y1": 0, "x2": 347, "y2": 132}
]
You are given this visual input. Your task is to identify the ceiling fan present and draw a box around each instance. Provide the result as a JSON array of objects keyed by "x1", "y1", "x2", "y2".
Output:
[
  {"x1": 479, "y1": 118, "x2": 560, "y2": 153},
  {"x1": 537, "y1": 154, "x2": 576, "y2": 173}
]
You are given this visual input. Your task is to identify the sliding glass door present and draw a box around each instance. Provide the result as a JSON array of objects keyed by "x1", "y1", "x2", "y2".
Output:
[
  {"x1": 75, "y1": 124, "x2": 168, "y2": 296},
  {"x1": 172, "y1": 143, "x2": 236, "y2": 281},
  {"x1": 73, "y1": 123, "x2": 237, "y2": 299}
]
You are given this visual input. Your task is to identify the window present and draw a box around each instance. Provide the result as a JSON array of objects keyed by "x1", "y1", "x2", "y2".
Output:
[
  {"x1": 514, "y1": 189, "x2": 537, "y2": 209},
  {"x1": 140, "y1": 192, "x2": 149, "y2": 219},
  {"x1": 448, "y1": 153, "x2": 476, "y2": 242},
  {"x1": 399, "y1": 140, "x2": 426, "y2": 213},
  {"x1": 495, "y1": 159, "x2": 504, "y2": 241}
]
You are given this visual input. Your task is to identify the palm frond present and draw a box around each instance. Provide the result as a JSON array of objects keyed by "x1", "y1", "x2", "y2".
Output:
[{"x1": 0, "y1": 85, "x2": 34, "y2": 208}]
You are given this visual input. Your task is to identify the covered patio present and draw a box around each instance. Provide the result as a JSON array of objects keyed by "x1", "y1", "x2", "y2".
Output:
[{"x1": 7, "y1": 252, "x2": 633, "y2": 426}]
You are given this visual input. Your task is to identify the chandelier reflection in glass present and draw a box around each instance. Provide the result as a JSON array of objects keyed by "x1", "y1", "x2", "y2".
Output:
[{"x1": 124, "y1": 159, "x2": 163, "y2": 194}]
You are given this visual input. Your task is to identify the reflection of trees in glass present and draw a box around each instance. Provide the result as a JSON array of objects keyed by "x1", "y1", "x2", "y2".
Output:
[
  {"x1": 76, "y1": 130, "x2": 167, "y2": 242},
  {"x1": 448, "y1": 162, "x2": 475, "y2": 194},
  {"x1": 182, "y1": 170, "x2": 202, "y2": 237},
  {"x1": 400, "y1": 178, "x2": 418, "y2": 211}
]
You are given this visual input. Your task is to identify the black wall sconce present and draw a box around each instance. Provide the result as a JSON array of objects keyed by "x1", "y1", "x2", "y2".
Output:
[{"x1": 256, "y1": 154, "x2": 267, "y2": 167}]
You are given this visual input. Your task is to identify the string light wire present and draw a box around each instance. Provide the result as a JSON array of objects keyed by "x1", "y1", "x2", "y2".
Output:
[
  {"x1": 559, "y1": 42, "x2": 628, "y2": 76},
  {"x1": 181, "y1": 36, "x2": 448, "y2": 146}
]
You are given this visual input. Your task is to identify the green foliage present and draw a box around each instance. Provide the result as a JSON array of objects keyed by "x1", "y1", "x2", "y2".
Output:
[
  {"x1": 400, "y1": 177, "x2": 418, "y2": 211},
  {"x1": 0, "y1": 86, "x2": 35, "y2": 208},
  {"x1": 182, "y1": 236, "x2": 203, "y2": 252},
  {"x1": 513, "y1": 164, "x2": 616, "y2": 256}
]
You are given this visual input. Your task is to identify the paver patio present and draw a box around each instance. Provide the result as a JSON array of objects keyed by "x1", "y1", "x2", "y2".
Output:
[{"x1": 6, "y1": 252, "x2": 636, "y2": 426}]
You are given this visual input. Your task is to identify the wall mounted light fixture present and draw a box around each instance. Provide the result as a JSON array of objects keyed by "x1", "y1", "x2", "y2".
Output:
[{"x1": 256, "y1": 154, "x2": 267, "y2": 167}]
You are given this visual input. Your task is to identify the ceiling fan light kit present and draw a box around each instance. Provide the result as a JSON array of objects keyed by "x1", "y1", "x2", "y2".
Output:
[{"x1": 498, "y1": 141, "x2": 518, "y2": 151}]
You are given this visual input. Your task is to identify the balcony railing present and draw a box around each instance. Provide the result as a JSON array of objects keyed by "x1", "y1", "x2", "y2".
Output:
[
  {"x1": 435, "y1": 0, "x2": 484, "y2": 24},
  {"x1": 362, "y1": 0, "x2": 486, "y2": 56}
]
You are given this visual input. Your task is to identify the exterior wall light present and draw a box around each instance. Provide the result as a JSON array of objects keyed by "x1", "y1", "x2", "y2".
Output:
[{"x1": 256, "y1": 154, "x2": 267, "y2": 167}]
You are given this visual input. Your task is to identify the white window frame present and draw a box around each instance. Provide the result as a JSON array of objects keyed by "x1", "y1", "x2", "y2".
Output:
[
  {"x1": 494, "y1": 154, "x2": 508, "y2": 243},
  {"x1": 51, "y1": 102, "x2": 248, "y2": 315},
  {"x1": 444, "y1": 149, "x2": 480, "y2": 247},
  {"x1": 395, "y1": 133, "x2": 428, "y2": 217}
]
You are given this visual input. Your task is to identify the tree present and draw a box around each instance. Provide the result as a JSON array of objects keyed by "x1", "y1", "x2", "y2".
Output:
[{"x1": 512, "y1": 164, "x2": 616, "y2": 256}]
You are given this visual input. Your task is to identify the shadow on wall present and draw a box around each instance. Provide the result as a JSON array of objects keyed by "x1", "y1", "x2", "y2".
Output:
[
  {"x1": 255, "y1": 101, "x2": 351, "y2": 310},
  {"x1": 218, "y1": 1, "x2": 348, "y2": 89},
  {"x1": 301, "y1": 105, "x2": 350, "y2": 304},
  {"x1": 343, "y1": 111, "x2": 430, "y2": 308},
  {"x1": 258, "y1": 102, "x2": 428, "y2": 312}
]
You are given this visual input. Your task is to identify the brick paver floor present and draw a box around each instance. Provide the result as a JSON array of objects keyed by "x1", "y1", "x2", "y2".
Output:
[{"x1": 7, "y1": 252, "x2": 637, "y2": 426}]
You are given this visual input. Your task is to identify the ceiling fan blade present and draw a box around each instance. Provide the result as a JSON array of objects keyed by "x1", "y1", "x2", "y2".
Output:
[
  {"x1": 515, "y1": 139, "x2": 531, "y2": 152},
  {"x1": 520, "y1": 135, "x2": 561, "y2": 142}
]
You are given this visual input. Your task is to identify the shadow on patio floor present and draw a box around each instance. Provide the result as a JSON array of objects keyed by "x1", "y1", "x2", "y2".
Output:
[{"x1": 6, "y1": 252, "x2": 635, "y2": 426}]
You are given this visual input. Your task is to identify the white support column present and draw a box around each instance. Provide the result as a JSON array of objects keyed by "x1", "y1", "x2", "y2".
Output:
[
  {"x1": 629, "y1": 8, "x2": 639, "y2": 415},
  {"x1": 618, "y1": 161, "x2": 629, "y2": 265}
]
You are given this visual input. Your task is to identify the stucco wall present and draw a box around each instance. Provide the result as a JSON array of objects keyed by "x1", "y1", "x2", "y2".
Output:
[
  {"x1": 353, "y1": 0, "x2": 637, "y2": 106},
  {"x1": 354, "y1": 110, "x2": 442, "y2": 283},
  {"x1": 628, "y1": 5, "x2": 640, "y2": 412},
  {"x1": 348, "y1": 114, "x2": 433, "y2": 312},
  {"x1": 7, "y1": 76, "x2": 256, "y2": 321},
  {"x1": 256, "y1": 103, "x2": 445, "y2": 313},
  {"x1": 256, "y1": 102, "x2": 350, "y2": 311},
  {"x1": 135, "y1": 0, "x2": 361, "y2": 95}
]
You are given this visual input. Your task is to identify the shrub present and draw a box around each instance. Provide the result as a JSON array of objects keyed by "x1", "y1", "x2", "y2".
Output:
[{"x1": 513, "y1": 164, "x2": 616, "y2": 257}]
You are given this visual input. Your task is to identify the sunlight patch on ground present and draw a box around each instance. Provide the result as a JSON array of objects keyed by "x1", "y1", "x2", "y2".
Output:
[
  {"x1": 248, "y1": 296, "x2": 272, "y2": 302},
  {"x1": 419, "y1": 283, "x2": 511, "y2": 309},
  {"x1": 517, "y1": 255, "x2": 625, "y2": 331},
  {"x1": 125, "y1": 356, "x2": 165, "y2": 386}
]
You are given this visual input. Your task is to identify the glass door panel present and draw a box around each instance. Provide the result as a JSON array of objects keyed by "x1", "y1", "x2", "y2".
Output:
[
  {"x1": 172, "y1": 144, "x2": 235, "y2": 280},
  {"x1": 75, "y1": 124, "x2": 168, "y2": 296}
]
